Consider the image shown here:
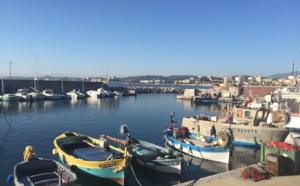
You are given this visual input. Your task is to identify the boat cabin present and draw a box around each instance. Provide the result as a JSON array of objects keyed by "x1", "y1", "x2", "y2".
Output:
[{"x1": 233, "y1": 106, "x2": 270, "y2": 127}]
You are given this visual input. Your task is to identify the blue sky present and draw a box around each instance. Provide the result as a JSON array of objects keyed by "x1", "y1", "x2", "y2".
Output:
[{"x1": 0, "y1": 0, "x2": 299, "y2": 78}]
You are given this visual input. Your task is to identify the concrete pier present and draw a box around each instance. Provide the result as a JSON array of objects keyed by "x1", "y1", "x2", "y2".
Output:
[{"x1": 176, "y1": 164, "x2": 300, "y2": 186}]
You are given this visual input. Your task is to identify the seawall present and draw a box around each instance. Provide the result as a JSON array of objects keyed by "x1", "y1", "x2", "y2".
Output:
[{"x1": 0, "y1": 79, "x2": 106, "y2": 94}]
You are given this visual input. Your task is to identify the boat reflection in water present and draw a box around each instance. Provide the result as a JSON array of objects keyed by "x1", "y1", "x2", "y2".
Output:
[
  {"x1": 164, "y1": 143, "x2": 260, "y2": 183},
  {"x1": 229, "y1": 146, "x2": 260, "y2": 170}
]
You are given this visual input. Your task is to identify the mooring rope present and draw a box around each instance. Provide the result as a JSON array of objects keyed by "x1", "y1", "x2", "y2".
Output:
[
  {"x1": 2, "y1": 113, "x2": 11, "y2": 128},
  {"x1": 130, "y1": 164, "x2": 142, "y2": 186}
]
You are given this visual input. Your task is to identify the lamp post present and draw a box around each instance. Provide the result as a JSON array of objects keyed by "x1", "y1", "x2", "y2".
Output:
[{"x1": 10, "y1": 61, "x2": 12, "y2": 80}]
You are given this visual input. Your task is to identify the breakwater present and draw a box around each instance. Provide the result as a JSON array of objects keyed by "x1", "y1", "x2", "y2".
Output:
[
  {"x1": 0, "y1": 79, "x2": 184, "y2": 94},
  {"x1": 0, "y1": 79, "x2": 106, "y2": 94},
  {"x1": 0, "y1": 79, "x2": 276, "y2": 96}
]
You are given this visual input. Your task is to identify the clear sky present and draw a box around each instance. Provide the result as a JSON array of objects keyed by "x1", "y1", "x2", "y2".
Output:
[{"x1": 0, "y1": 0, "x2": 299, "y2": 78}]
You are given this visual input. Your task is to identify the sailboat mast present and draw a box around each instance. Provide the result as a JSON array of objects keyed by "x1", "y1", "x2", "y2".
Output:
[{"x1": 34, "y1": 54, "x2": 39, "y2": 90}]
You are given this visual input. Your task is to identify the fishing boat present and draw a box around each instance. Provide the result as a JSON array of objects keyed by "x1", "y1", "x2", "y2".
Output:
[
  {"x1": 52, "y1": 130, "x2": 132, "y2": 186},
  {"x1": 130, "y1": 138, "x2": 183, "y2": 175},
  {"x1": 164, "y1": 126, "x2": 230, "y2": 164},
  {"x1": 7, "y1": 146, "x2": 77, "y2": 186},
  {"x1": 181, "y1": 99, "x2": 290, "y2": 147}
]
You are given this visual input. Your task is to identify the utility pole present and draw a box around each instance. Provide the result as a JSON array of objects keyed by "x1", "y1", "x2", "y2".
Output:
[{"x1": 10, "y1": 61, "x2": 12, "y2": 80}]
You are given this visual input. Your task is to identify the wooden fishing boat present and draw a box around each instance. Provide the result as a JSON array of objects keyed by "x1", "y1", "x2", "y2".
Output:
[
  {"x1": 181, "y1": 102, "x2": 290, "y2": 147},
  {"x1": 52, "y1": 131, "x2": 132, "y2": 186},
  {"x1": 164, "y1": 127, "x2": 230, "y2": 164},
  {"x1": 8, "y1": 146, "x2": 77, "y2": 186},
  {"x1": 130, "y1": 138, "x2": 183, "y2": 175}
]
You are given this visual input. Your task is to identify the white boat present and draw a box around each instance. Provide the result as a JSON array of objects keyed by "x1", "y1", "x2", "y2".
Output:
[
  {"x1": 15, "y1": 89, "x2": 31, "y2": 101},
  {"x1": 164, "y1": 126, "x2": 230, "y2": 164},
  {"x1": 114, "y1": 91, "x2": 123, "y2": 96},
  {"x1": 29, "y1": 87, "x2": 44, "y2": 100},
  {"x1": 29, "y1": 90, "x2": 44, "y2": 100},
  {"x1": 60, "y1": 93, "x2": 72, "y2": 99},
  {"x1": 86, "y1": 88, "x2": 106, "y2": 98},
  {"x1": 104, "y1": 90, "x2": 115, "y2": 97},
  {"x1": 0, "y1": 94, "x2": 19, "y2": 101},
  {"x1": 67, "y1": 89, "x2": 86, "y2": 99},
  {"x1": 42, "y1": 89, "x2": 62, "y2": 100}
]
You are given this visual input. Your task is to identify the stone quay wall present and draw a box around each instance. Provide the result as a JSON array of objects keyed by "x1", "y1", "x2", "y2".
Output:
[
  {"x1": 242, "y1": 86, "x2": 276, "y2": 97},
  {"x1": 0, "y1": 79, "x2": 105, "y2": 94}
]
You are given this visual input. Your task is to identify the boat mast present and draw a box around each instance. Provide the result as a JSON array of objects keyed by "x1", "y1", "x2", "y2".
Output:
[{"x1": 35, "y1": 54, "x2": 39, "y2": 90}]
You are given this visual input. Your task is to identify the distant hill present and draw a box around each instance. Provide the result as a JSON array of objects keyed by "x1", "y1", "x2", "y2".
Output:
[
  {"x1": 3, "y1": 73, "x2": 295, "y2": 81},
  {"x1": 268, "y1": 72, "x2": 294, "y2": 79}
]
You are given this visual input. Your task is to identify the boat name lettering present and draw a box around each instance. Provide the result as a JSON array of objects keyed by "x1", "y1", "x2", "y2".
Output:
[
  {"x1": 232, "y1": 128, "x2": 257, "y2": 133},
  {"x1": 99, "y1": 164, "x2": 115, "y2": 168}
]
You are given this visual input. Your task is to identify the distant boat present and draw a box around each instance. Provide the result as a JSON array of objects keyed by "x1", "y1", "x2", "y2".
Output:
[
  {"x1": 30, "y1": 54, "x2": 44, "y2": 100},
  {"x1": 86, "y1": 88, "x2": 106, "y2": 98},
  {"x1": 29, "y1": 87, "x2": 44, "y2": 100},
  {"x1": 104, "y1": 90, "x2": 115, "y2": 97},
  {"x1": 42, "y1": 89, "x2": 62, "y2": 100},
  {"x1": 0, "y1": 94, "x2": 19, "y2": 101},
  {"x1": 114, "y1": 91, "x2": 123, "y2": 96},
  {"x1": 15, "y1": 88, "x2": 31, "y2": 101},
  {"x1": 67, "y1": 89, "x2": 86, "y2": 99}
]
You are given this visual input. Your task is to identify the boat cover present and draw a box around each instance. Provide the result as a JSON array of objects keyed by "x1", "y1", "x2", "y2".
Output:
[{"x1": 73, "y1": 147, "x2": 112, "y2": 161}]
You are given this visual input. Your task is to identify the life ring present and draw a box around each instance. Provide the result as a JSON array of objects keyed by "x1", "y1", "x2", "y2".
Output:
[
  {"x1": 272, "y1": 111, "x2": 289, "y2": 124},
  {"x1": 217, "y1": 131, "x2": 229, "y2": 147}
]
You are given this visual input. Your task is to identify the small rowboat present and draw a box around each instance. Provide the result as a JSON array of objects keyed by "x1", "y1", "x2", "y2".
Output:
[
  {"x1": 131, "y1": 138, "x2": 183, "y2": 175},
  {"x1": 8, "y1": 146, "x2": 77, "y2": 186}
]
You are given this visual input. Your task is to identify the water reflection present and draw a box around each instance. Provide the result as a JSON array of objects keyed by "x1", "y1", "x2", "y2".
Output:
[
  {"x1": 164, "y1": 142, "x2": 260, "y2": 182},
  {"x1": 229, "y1": 146, "x2": 260, "y2": 170}
]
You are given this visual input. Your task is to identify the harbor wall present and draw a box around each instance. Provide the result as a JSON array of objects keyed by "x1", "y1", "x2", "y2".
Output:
[
  {"x1": 0, "y1": 79, "x2": 277, "y2": 96},
  {"x1": 242, "y1": 86, "x2": 276, "y2": 97},
  {"x1": 0, "y1": 79, "x2": 105, "y2": 94}
]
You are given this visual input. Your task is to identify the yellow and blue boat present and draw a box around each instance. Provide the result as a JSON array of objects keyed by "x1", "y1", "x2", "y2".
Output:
[{"x1": 53, "y1": 131, "x2": 132, "y2": 185}]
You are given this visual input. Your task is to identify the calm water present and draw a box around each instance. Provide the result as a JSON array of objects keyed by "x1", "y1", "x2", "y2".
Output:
[{"x1": 0, "y1": 93, "x2": 259, "y2": 186}]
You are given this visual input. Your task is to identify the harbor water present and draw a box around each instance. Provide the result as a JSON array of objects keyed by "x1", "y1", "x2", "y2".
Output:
[{"x1": 0, "y1": 93, "x2": 259, "y2": 186}]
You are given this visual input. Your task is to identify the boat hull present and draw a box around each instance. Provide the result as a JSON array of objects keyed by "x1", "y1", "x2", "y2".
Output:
[
  {"x1": 1, "y1": 94, "x2": 19, "y2": 101},
  {"x1": 58, "y1": 155, "x2": 126, "y2": 185},
  {"x1": 131, "y1": 139, "x2": 182, "y2": 175},
  {"x1": 133, "y1": 158, "x2": 182, "y2": 175}
]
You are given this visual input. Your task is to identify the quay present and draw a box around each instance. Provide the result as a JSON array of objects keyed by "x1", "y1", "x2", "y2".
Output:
[{"x1": 176, "y1": 164, "x2": 300, "y2": 186}]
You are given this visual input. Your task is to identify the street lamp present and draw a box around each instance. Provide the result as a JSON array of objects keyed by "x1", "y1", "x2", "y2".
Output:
[{"x1": 10, "y1": 61, "x2": 12, "y2": 80}]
